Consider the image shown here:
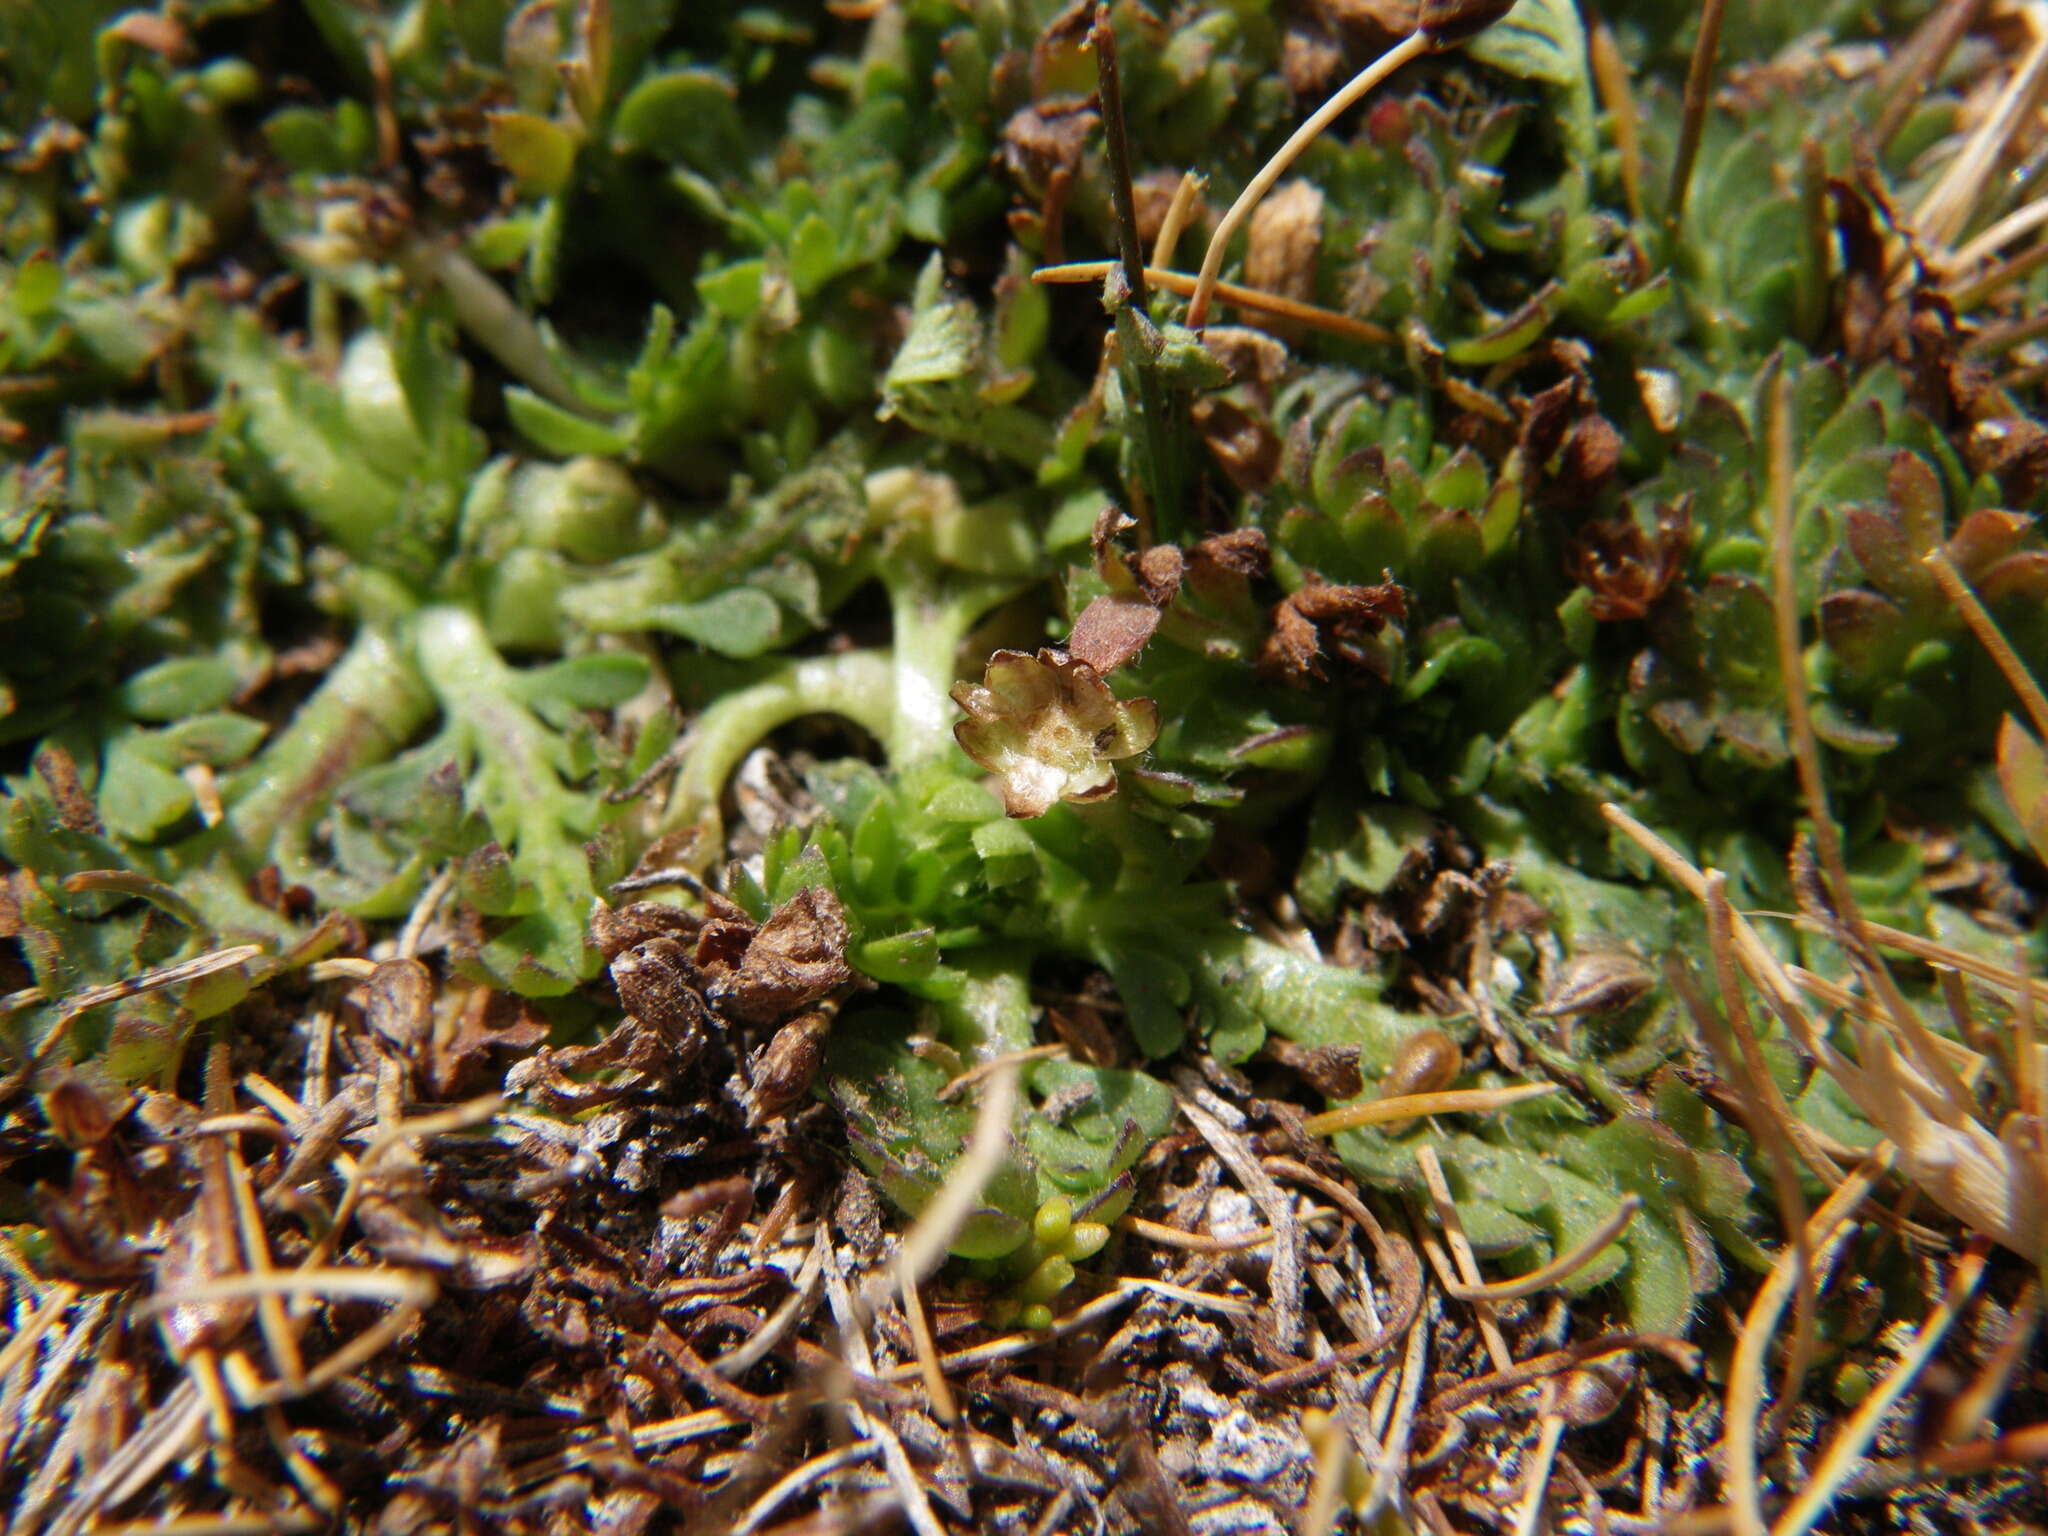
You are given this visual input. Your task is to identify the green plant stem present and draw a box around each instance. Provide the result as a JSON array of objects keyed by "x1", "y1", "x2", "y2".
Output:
[
  {"x1": 886, "y1": 571, "x2": 1008, "y2": 766},
  {"x1": 1091, "y1": 8, "x2": 1147, "y2": 309},
  {"x1": 397, "y1": 236, "x2": 592, "y2": 415},
  {"x1": 411, "y1": 604, "x2": 598, "y2": 986},
  {"x1": 223, "y1": 625, "x2": 432, "y2": 860},
  {"x1": 664, "y1": 649, "x2": 898, "y2": 849}
]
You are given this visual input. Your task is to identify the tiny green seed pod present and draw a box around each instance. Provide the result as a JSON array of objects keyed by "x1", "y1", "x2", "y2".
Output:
[
  {"x1": 1033, "y1": 1196, "x2": 1074, "y2": 1251},
  {"x1": 1019, "y1": 1303, "x2": 1054, "y2": 1332},
  {"x1": 1065, "y1": 1221, "x2": 1111, "y2": 1262},
  {"x1": 1017, "y1": 1255, "x2": 1076, "y2": 1306},
  {"x1": 195, "y1": 57, "x2": 261, "y2": 107},
  {"x1": 1833, "y1": 1362, "x2": 1875, "y2": 1407}
]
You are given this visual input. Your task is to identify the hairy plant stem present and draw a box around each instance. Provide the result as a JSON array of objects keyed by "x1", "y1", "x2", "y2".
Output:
[
  {"x1": 223, "y1": 626, "x2": 432, "y2": 860},
  {"x1": 1093, "y1": 10, "x2": 1184, "y2": 541},
  {"x1": 665, "y1": 650, "x2": 897, "y2": 852}
]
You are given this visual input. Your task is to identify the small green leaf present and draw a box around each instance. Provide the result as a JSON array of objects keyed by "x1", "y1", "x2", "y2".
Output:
[
  {"x1": 120, "y1": 657, "x2": 240, "y2": 721},
  {"x1": 610, "y1": 67, "x2": 742, "y2": 172},
  {"x1": 156, "y1": 713, "x2": 268, "y2": 767},
  {"x1": 487, "y1": 110, "x2": 579, "y2": 197},
  {"x1": 504, "y1": 388, "x2": 630, "y2": 458},
  {"x1": 99, "y1": 737, "x2": 194, "y2": 840},
  {"x1": 517, "y1": 653, "x2": 652, "y2": 714},
  {"x1": 645, "y1": 587, "x2": 785, "y2": 657}
]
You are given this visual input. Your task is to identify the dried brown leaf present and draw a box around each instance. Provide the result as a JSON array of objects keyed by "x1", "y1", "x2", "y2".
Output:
[
  {"x1": 1069, "y1": 594, "x2": 1162, "y2": 675},
  {"x1": 711, "y1": 888, "x2": 853, "y2": 1025}
]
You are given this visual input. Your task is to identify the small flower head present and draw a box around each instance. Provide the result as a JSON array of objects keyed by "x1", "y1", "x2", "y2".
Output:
[{"x1": 951, "y1": 648, "x2": 1160, "y2": 818}]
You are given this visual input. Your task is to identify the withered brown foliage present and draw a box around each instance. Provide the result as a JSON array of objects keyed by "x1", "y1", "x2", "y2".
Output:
[{"x1": 1259, "y1": 574, "x2": 1408, "y2": 685}]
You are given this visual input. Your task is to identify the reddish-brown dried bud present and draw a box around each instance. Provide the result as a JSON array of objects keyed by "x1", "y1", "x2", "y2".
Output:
[
  {"x1": 1069, "y1": 593, "x2": 1163, "y2": 675},
  {"x1": 1568, "y1": 508, "x2": 1688, "y2": 621},
  {"x1": 611, "y1": 936, "x2": 710, "y2": 1063},
  {"x1": 1191, "y1": 397, "x2": 1283, "y2": 491},
  {"x1": 745, "y1": 1010, "x2": 833, "y2": 1124},
  {"x1": 1420, "y1": 0, "x2": 1518, "y2": 46},
  {"x1": 1260, "y1": 576, "x2": 1407, "y2": 685},
  {"x1": 709, "y1": 887, "x2": 854, "y2": 1025},
  {"x1": 589, "y1": 899, "x2": 700, "y2": 961}
]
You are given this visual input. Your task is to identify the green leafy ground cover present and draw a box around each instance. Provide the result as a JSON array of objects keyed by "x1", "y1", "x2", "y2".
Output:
[{"x1": 2, "y1": 0, "x2": 2047, "y2": 1531}]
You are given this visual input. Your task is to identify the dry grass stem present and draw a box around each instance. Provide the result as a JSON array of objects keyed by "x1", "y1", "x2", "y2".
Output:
[
  {"x1": 891, "y1": 1058, "x2": 1018, "y2": 1289},
  {"x1": 895, "y1": 1260, "x2": 955, "y2": 1426},
  {"x1": 1910, "y1": 2, "x2": 2048, "y2": 254},
  {"x1": 1770, "y1": 1237, "x2": 1992, "y2": 1536},
  {"x1": 1301, "y1": 1081, "x2": 1558, "y2": 1135},
  {"x1": 1924, "y1": 544, "x2": 2048, "y2": 740},
  {"x1": 1177, "y1": 1088, "x2": 1304, "y2": 1349},
  {"x1": 1949, "y1": 234, "x2": 2048, "y2": 308},
  {"x1": 1033, "y1": 260, "x2": 1393, "y2": 343},
  {"x1": 1699, "y1": 878, "x2": 1817, "y2": 1444},
  {"x1": 1118, "y1": 1213, "x2": 1275, "y2": 1252},
  {"x1": 1429, "y1": 1195, "x2": 1642, "y2": 1304},
  {"x1": 1149, "y1": 170, "x2": 1206, "y2": 270},
  {"x1": 1512, "y1": 1409, "x2": 1568, "y2": 1536},
  {"x1": 1722, "y1": 1150, "x2": 1891, "y2": 1536},
  {"x1": 1587, "y1": 16, "x2": 1643, "y2": 224},
  {"x1": 934, "y1": 1043, "x2": 1063, "y2": 1102},
  {"x1": 1868, "y1": 0, "x2": 1987, "y2": 151},
  {"x1": 1414, "y1": 1143, "x2": 1512, "y2": 1373},
  {"x1": 820, "y1": 1242, "x2": 947, "y2": 1536},
  {"x1": 1938, "y1": 1280, "x2": 2039, "y2": 1445},
  {"x1": 1187, "y1": 31, "x2": 1431, "y2": 328},
  {"x1": 1768, "y1": 371, "x2": 1970, "y2": 1117},
  {"x1": 1301, "y1": 1408, "x2": 1351, "y2": 1536},
  {"x1": 1666, "y1": 0, "x2": 1730, "y2": 225}
]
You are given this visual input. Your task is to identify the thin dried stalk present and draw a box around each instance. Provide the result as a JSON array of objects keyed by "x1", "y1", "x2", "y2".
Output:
[
  {"x1": 1034, "y1": 260, "x2": 1393, "y2": 343},
  {"x1": 1938, "y1": 1281, "x2": 2039, "y2": 1445},
  {"x1": 1910, "y1": 5, "x2": 2048, "y2": 253},
  {"x1": 1177, "y1": 1089, "x2": 1303, "y2": 1350},
  {"x1": 1150, "y1": 171, "x2": 1207, "y2": 269},
  {"x1": 1414, "y1": 1143, "x2": 1512, "y2": 1373},
  {"x1": 1187, "y1": 31, "x2": 1432, "y2": 329},
  {"x1": 1924, "y1": 546, "x2": 2048, "y2": 740},
  {"x1": 1119, "y1": 1214, "x2": 1275, "y2": 1253},
  {"x1": 1769, "y1": 1238, "x2": 1992, "y2": 1536},
  {"x1": 1868, "y1": 0, "x2": 1988, "y2": 152},
  {"x1": 1512, "y1": 1411, "x2": 1568, "y2": 1536},
  {"x1": 1666, "y1": 0, "x2": 1730, "y2": 226},
  {"x1": 1427, "y1": 1196, "x2": 1641, "y2": 1303},
  {"x1": 1805, "y1": 916, "x2": 2048, "y2": 1008},
  {"x1": 1701, "y1": 877, "x2": 1816, "y2": 1445},
  {"x1": 0, "y1": 1281, "x2": 75, "y2": 1384},
  {"x1": 1949, "y1": 234, "x2": 2048, "y2": 309},
  {"x1": 1723, "y1": 1149, "x2": 1892, "y2": 1536},
  {"x1": 1301, "y1": 1081, "x2": 1558, "y2": 1135},
  {"x1": 891, "y1": 1059, "x2": 1017, "y2": 1288},
  {"x1": 1767, "y1": 369, "x2": 1972, "y2": 1114},
  {"x1": 1947, "y1": 192, "x2": 2048, "y2": 276},
  {"x1": 1588, "y1": 16, "x2": 1644, "y2": 224},
  {"x1": 895, "y1": 1264, "x2": 954, "y2": 1426}
]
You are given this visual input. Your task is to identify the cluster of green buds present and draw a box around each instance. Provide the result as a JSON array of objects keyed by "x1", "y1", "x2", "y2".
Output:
[{"x1": 984, "y1": 1193, "x2": 1113, "y2": 1333}]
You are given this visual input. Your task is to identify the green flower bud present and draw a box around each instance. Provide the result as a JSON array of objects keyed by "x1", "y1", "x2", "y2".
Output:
[
  {"x1": 1064, "y1": 1222, "x2": 1110, "y2": 1262},
  {"x1": 1032, "y1": 1196, "x2": 1074, "y2": 1250},
  {"x1": 195, "y1": 58, "x2": 261, "y2": 107},
  {"x1": 1016, "y1": 1254, "x2": 1075, "y2": 1306},
  {"x1": 507, "y1": 457, "x2": 654, "y2": 564},
  {"x1": 486, "y1": 547, "x2": 567, "y2": 653}
]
